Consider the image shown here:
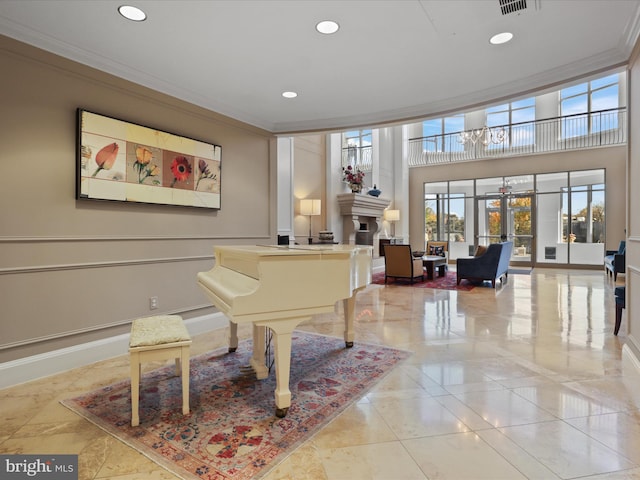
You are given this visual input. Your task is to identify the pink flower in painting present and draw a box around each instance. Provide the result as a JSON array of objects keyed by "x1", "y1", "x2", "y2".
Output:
[{"x1": 92, "y1": 142, "x2": 119, "y2": 177}]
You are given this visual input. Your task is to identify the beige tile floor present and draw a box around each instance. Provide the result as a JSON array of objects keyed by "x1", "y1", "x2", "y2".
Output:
[{"x1": 2, "y1": 268, "x2": 639, "y2": 479}]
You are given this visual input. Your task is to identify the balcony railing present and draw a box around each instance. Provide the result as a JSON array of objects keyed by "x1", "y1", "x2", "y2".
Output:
[
  {"x1": 341, "y1": 145, "x2": 373, "y2": 172},
  {"x1": 408, "y1": 108, "x2": 627, "y2": 167}
]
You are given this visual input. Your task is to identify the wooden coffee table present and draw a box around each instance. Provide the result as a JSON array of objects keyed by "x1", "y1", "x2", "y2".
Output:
[{"x1": 422, "y1": 255, "x2": 447, "y2": 280}]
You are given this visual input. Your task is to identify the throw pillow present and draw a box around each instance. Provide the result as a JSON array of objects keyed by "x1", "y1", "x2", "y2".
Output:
[
  {"x1": 474, "y1": 245, "x2": 488, "y2": 257},
  {"x1": 429, "y1": 245, "x2": 445, "y2": 257}
]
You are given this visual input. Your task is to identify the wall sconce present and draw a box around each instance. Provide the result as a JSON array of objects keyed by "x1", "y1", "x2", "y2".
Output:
[
  {"x1": 300, "y1": 199, "x2": 321, "y2": 244},
  {"x1": 384, "y1": 209, "x2": 400, "y2": 238}
]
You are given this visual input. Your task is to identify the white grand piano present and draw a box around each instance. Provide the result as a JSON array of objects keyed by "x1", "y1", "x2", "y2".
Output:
[{"x1": 197, "y1": 244, "x2": 372, "y2": 417}]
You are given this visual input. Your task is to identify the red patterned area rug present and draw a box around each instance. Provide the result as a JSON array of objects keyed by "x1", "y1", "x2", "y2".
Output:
[
  {"x1": 372, "y1": 270, "x2": 475, "y2": 291},
  {"x1": 62, "y1": 331, "x2": 411, "y2": 480}
]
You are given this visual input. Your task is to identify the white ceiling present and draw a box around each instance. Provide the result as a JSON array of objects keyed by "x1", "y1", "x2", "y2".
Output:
[{"x1": 1, "y1": 0, "x2": 639, "y2": 134}]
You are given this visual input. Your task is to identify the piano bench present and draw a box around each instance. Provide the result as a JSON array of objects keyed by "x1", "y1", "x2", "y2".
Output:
[{"x1": 129, "y1": 315, "x2": 192, "y2": 427}]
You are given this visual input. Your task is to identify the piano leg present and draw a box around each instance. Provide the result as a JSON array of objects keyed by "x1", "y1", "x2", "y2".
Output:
[
  {"x1": 343, "y1": 286, "x2": 367, "y2": 348},
  {"x1": 249, "y1": 324, "x2": 269, "y2": 380},
  {"x1": 256, "y1": 316, "x2": 311, "y2": 418},
  {"x1": 229, "y1": 321, "x2": 238, "y2": 353},
  {"x1": 342, "y1": 292, "x2": 359, "y2": 348},
  {"x1": 273, "y1": 329, "x2": 293, "y2": 418}
]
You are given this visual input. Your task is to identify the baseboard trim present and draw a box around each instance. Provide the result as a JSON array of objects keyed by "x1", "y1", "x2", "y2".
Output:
[
  {"x1": 622, "y1": 343, "x2": 640, "y2": 375},
  {"x1": 0, "y1": 312, "x2": 227, "y2": 390},
  {"x1": 622, "y1": 344, "x2": 640, "y2": 404}
]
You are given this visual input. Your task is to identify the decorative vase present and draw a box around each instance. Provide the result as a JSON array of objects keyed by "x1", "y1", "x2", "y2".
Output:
[
  {"x1": 350, "y1": 183, "x2": 362, "y2": 193},
  {"x1": 367, "y1": 184, "x2": 381, "y2": 197}
]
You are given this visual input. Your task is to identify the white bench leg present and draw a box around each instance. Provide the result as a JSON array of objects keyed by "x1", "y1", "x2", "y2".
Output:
[
  {"x1": 129, "y1": 315, "x2": 191, "y2": 426},
  {"x1": 181, "y1": 346, "x2": 190, "y2": 415},
  {"x1": 130, "y1": 351, "x2": 140, "y2": 427}
]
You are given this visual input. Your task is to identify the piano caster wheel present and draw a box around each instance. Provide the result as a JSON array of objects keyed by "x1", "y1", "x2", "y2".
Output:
[
  {"x1": 229, "y1": 347, "x2": 237, "y2": 353},
  {"x1": 275, "y1": 407, "x2": 288, "y2": 418},
  {"x1": 345, "y1": 341, "x2": 354, "y2": 348}
]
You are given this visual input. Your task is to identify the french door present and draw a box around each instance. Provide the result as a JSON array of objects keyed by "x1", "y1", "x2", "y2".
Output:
[{"x1": 475, "y1": 193, "x2": 534, "y2": 266}]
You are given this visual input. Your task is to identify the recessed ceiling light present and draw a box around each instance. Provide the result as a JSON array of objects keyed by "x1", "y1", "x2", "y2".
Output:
[
  {"x1": 118, "y1": 5, "x2": 147, "y2": 22},
  {"x1": 316, "y1": 20, "x2": 339, "y2": 35},
  {"x1": 282, "y1": 91, "x2": 298, "y2": 99},
  {"x1": 490, "y1": 32, "x2": 513, "y2": 45}
]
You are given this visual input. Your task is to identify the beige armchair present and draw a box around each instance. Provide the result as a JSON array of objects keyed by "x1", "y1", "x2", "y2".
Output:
[{"x1": 383, "y1": 244, "x2": 424, "y2": 284}]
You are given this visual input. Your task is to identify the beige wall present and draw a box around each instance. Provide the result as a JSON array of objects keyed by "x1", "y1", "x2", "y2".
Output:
[
  {"x1": 0, "y1": 36, "x2": 276, "y2": 363},
  {"x1": 408, "y1": 146, "x2": 627, "y2": 254}
]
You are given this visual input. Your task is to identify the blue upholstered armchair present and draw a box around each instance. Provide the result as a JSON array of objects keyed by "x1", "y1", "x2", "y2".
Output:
[
  {"x1": 605, "y1": 241, "x2": 625, "y2": 281},
  {"x1": 456, "y1": 241, "x2": 513, "y2": 288}
]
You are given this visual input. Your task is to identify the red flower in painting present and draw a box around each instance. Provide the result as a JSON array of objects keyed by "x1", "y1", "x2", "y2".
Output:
[{"x1": 170, "y1": 156, "x2": 192, "y2": 186}]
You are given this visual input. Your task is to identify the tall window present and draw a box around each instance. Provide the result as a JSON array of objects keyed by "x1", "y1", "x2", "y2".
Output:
[
  {"x1": 422, "y1": 115, "x2": 464, "y2": 152},
  {"x1": 426, "y1": 170, "x2": 604, "y2": 265},
  {"x1": 562, "y1": 181, "x2": 605, "y2": 244},
  {"x1": 425, "y1": 192, "x2": 466, "y2": 243},
  {"x1": 486, "y1": 97, "x2": 535, "y2": 148},
  {"x1": 342, "y1": 129, "x2": 372, "y2": 170},
  {"x1": 560, "y1": 73, "x2": 619, "y2": 138}
]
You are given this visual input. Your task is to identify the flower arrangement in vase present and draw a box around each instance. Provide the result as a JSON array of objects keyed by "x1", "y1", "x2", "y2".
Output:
[{"x1": 342, "y1": 165, "x2": 365, "y2": 193}]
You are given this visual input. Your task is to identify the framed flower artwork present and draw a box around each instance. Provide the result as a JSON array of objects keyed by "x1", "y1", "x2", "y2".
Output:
[{"x1": 76, "y1": 109, "x2": 221, "y2": 209}]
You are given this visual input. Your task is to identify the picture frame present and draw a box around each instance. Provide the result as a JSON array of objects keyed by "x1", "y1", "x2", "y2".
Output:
[{"x1": 76, "y1": 109, "x2": 221, "y2": 209}]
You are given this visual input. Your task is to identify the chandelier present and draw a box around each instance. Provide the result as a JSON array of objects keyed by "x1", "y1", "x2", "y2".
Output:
[{"x1": 458, "y1": 126, "x2": 508, "y2": 146}]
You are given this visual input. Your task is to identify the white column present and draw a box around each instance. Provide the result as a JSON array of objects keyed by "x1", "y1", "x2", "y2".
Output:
[
  {"x1": 390, "y1": 125, "x2": 409, "y2": 243},
  {"x1": 326, "y1": 133, "x2": 345, "y2": 242},
  {"x1": 277, "y1": 136, "x2": 294, "y2": 243}
]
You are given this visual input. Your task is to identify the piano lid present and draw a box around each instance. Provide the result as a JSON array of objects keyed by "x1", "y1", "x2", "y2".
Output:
[
  {"x1": 197, "y1": 244, "x2": 373, "y2": 321},
  {"x1": 226, "y1": 244, "x2": 370, "y2": 256}
]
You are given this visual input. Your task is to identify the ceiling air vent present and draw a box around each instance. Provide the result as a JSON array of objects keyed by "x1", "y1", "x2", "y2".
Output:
[{"x1": 499, "y1": 0, "x2": 527, "y2": 15}]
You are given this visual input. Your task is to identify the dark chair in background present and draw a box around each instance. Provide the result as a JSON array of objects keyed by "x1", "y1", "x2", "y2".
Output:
[
  {"x1": 277, "y1": 235, "x2": 290, "y2": 245},
  {"x1": 383, "y1": 244, "x2": 424, "y2": 284},
  {"x1": 605, "y1": 240, "x2": 626, "y2": 281},
  {"x1": 615, "y1": 286, "x2": 626, "y2": 335},
  {"x1": 426, "y1": 240, "x2": 449, "y2": 262}
]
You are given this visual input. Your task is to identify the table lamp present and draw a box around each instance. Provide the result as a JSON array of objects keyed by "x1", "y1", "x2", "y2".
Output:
[
  {"x1": 384, "y1": 209, "x2": 400, "y2": 238},
  {"x1": 300, "y1": 199, "x2": 321, "y2": 244}
]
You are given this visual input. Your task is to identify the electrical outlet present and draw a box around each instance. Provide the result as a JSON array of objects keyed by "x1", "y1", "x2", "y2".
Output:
[{"x1": 149, "y1": 296, "x2": 158, "y2": 310}]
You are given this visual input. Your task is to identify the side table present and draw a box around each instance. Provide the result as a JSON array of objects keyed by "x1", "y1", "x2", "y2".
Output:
[{"x1": 422, "y1": 255, "x2": 447, "y2": 280}]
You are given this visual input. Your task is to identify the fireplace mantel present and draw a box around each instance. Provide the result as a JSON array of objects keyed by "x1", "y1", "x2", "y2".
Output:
[
  {"x1": 337, "y1": 193, "x2": 390, "y2": 217},
  {"x1": 337, "y1": 193, "x2": 390, "y2": 255}
]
